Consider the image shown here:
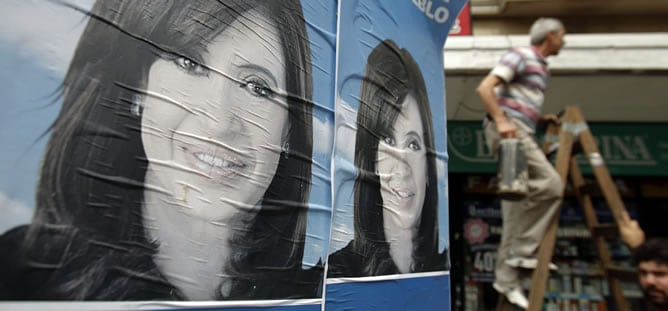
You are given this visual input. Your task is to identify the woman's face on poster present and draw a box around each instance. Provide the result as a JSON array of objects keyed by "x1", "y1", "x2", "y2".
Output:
[
  {"x1": 140, "y1": 8, "x2": 288, "y2": 222},
  {"x1": 377, "y1": 95, "x2": 427, "y2": 231}
]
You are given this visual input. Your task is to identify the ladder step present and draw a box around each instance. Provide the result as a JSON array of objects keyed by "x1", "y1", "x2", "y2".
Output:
[
  {"x1": 605, "y1": 265, "x2": 638, "y2": 281},
  {"x1": 591, "y1": 223, "x2": 619, "y2": 238}
]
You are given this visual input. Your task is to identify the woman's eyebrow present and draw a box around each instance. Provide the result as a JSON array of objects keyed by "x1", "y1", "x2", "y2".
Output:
[
  {"x1": 237, "y1": 63, "x2": 278, "y2": 87},
  {"x1": 405, "y1": 130, "x2": 423, "y2": 142}
]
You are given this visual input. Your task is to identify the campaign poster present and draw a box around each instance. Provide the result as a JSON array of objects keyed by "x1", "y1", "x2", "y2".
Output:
[
  {"x1": 325, "y1": 0, "x2": 467, "y2": 310},
  {"x1": 0, "y1": 0, "x2": 335, "y2": 310}
]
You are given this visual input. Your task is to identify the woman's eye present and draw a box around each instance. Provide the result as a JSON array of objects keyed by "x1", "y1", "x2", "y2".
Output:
[
  {"x1": 242, "y1": 79, "x2": 275, "y2": 98},
  {"x1": 408, "y1": 140, "x2": 422, "y2": 151},
  {"x1": 174, "y1": 57, "x2": 209, "y2": 76},
  {"x1": 382, "y1": 136, "x2": 396, "y2": 146}
]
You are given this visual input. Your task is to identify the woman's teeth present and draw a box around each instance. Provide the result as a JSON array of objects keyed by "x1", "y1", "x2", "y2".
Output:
[
  {"x1": 393, "y1": 188, "x2": 414, "y2": 199},
  {"x1": 195, "y1": 153, "x2": 244, "y2": 169}
]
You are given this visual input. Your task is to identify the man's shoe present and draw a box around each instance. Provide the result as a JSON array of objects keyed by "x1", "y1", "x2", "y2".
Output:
[
  {"x1": 493, "y1": 282, "x2": 528, "y2": 309},
  {"x1": 505, "y1": 257, "x2": 558, "y2": 271}
]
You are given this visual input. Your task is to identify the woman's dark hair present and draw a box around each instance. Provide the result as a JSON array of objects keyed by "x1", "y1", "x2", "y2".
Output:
[
  {"x1": 352, "y1": 39, "x2": 441, "y2": 276},
  {"x1": 23, "y1": 0, "x2": 313, "y2": 300}
]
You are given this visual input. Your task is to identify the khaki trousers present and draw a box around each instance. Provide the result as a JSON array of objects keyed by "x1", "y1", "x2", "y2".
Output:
[{"x1": 484, "y1": 120, "x2": 564, "y2": 289}]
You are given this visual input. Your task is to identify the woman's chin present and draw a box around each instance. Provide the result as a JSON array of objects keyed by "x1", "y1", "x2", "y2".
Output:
[
  {"x1": 384, "y1": 216, "x2": 420, "y2": 232},
  {"x1": 183, "y1": 206, "x2": 257, "y2": 224},
  {"x1": 383, "y1": 205, "x2": 421, "y2": 228}
]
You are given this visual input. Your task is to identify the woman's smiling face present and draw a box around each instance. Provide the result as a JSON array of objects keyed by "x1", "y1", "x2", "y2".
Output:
[
  {"x1": 377, "y1": 95, "x2": 427, "y2": 231},
  {"x1": 140, "y1": 8, "x2": 288, "y2": 222}
]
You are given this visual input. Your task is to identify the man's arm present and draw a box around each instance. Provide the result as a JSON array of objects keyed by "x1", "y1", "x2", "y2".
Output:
[
  {"x1": 619, "y1": 210, "x2": 645, "y2": 249},
  {"x1": 476, "y1": 74, "x2": 517, "y2": 138}
]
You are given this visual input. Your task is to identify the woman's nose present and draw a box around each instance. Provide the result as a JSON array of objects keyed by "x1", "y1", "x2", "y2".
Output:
[
  {"x1": 226, "y1": 113, "x2": 245, "y2": 133},
  {"x1": 214, "y1": 78, "x2": 250, "y2": 138},
  {"x1": 389, "y1": 153, "x2": 411, "y2": 178}
]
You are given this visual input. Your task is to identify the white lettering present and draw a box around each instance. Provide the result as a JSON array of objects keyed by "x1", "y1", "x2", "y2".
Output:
[
  {"x1": 467, "y1": 204, "x2": 503, "y2": 218},
  {"x1": 624, "y1": 136, "x2": 651, "y2": 160},
  {"x1": 413, "y1": 0, "x2": 426, "y2": 10},
  {"x1": 434, "y1": 6, "x2": 449, "y2": 23},
  {"x1": 425, "y1": 1, "x2": 434, "y2": 19},
  {"x1": 595, "y1": 135, "x2": 654, "y2": 162},
  {"x1": 476, "y1": 130, "x2": 494, "y2": 158},
  {"x1": 473, "y1": 251, "x2": 496, "y2": 272},
  {"x1": 413, "y1": 0, "x2": 450, "y2": 24}
]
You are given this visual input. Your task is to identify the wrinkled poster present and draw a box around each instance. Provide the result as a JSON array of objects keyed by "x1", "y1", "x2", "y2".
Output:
[
  {"x1": 0, "y1": 0, "x2": 334, "y2": 310},
  {"x1": 325, "y1": 0, "x2": 465, "y2": 309},
  {"x1": 0, "y1": 0, "x2": 464, "y2": 310}
]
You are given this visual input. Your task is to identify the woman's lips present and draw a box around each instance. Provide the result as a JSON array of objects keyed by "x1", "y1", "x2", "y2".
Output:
[
  {"x1": 191, "y1": 151, "x2": 249, "y2": 180},
  {"x1": 391, "y1": 187, "x2": 415, "y2": 200},
  {"x1": 173, "y1": 130, "x2": 255, "y2": 183}
]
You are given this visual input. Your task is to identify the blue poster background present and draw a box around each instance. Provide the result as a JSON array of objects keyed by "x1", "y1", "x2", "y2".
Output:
[
  {"x1": 326, "y1": 274, "x2": 451, "y2": 310},
  {"x1": 326, "y1": 0, "x2": 466, "y2": 309},
  {"x1": 0, "y1": 0, "x2": 335, "y2": 273},
  {"x1": 329, "y1": 0, "x2": 466, "y2": 257},
  {"x1": 0, "y1": 0, "x2": 335, "y2": 310},
  {"x1": 0, "y1": 0, "x2": 465, "y2": 309}
]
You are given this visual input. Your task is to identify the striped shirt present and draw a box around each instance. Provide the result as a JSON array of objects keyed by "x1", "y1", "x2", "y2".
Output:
[{"x1": 491, "y1": 46, "x2": 549, "y2": 132}]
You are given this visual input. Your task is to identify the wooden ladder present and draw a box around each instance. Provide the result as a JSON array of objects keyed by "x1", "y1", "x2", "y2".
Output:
[{"x1": 497, "y1": 106, "x2": 637, "y2": 311}]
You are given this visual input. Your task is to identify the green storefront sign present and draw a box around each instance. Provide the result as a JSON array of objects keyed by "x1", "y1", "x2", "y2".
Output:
[{"x1": 448, "y1": 122, "x2": 668, "y2": 176}]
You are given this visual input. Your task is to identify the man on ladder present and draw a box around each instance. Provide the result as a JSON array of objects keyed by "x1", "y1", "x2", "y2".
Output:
[{"x1": 476, "y1": 17, "x2": 567, "y2": 309}]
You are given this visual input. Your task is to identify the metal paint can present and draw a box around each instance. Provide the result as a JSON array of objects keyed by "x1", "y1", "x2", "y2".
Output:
[{"x1": 496, "y1": 138, "x2": 528, "y2": 200}]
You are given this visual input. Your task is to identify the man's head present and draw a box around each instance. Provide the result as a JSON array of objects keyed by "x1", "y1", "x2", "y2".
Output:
[
  {"x1": 635, "y1": 238, "x2": 668, "y2": 309},
  {"x1": 529, "y1": 17, "x2": 566, "y2": 56}
]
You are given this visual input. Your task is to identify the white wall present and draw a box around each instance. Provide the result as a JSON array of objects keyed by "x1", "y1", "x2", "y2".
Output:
[{"x1": 443, "y1": 33, "x2": 668, "y2": 122}]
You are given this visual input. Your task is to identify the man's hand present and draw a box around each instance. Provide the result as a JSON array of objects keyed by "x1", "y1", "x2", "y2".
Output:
[
  {"x1": 540, "y1": 114, "x2": 561, "y2": 125},
  {"x1": 619, "y1": 210, "x2": 645, "y2": 249},
  {"x1": 495, "y1": 117, "x2": 518, "y2": 138}
]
